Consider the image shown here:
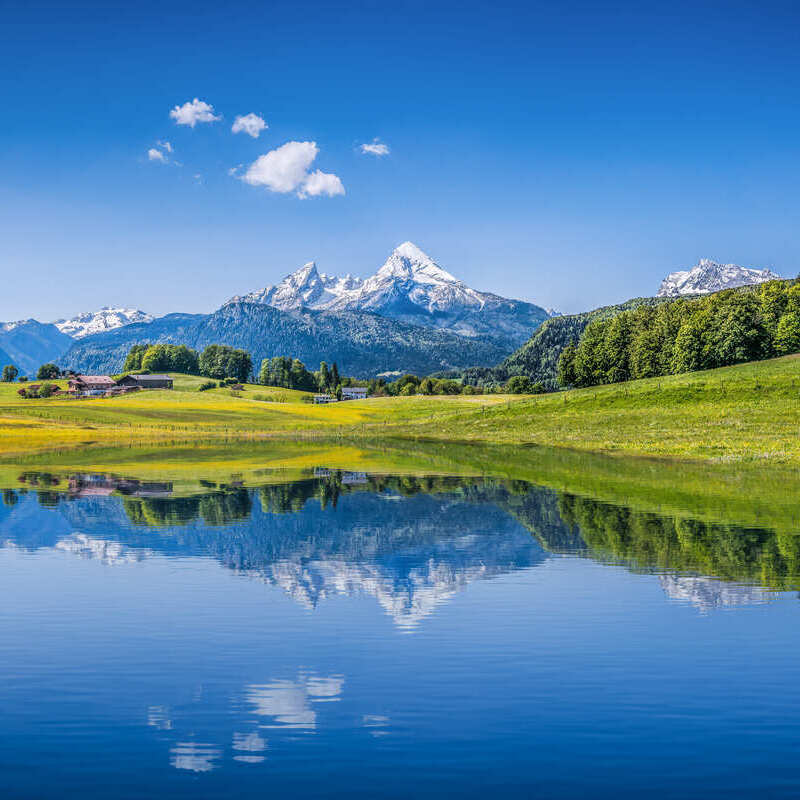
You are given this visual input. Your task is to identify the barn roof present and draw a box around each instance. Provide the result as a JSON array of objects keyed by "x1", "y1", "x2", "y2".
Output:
[{"x1": 73, "y1": 375, "x2": 116, "y2": 384}]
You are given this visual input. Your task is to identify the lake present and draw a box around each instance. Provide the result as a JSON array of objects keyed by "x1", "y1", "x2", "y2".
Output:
[{"x1": 1, "y1": 464, "x2": 799, "y2": 798}]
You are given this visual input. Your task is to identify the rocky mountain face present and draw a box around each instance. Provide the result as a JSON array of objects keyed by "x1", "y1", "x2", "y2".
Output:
[
  {"x1": 60, "y1": 303, "x2": 508, "y2": 377},
  {"x1": 230, "y1": 242, "x2": 551, "y2": 350},
  {"x1": 54, "y1": 307, "x2": 154, "y2": 339},
  {"x1": 657, "y1": 259, "x2": 781, "y2": 297}
]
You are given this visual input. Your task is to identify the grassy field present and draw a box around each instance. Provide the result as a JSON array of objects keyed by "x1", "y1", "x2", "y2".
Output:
[{"x1": 0, "y1": 355, "x2": 798, "y2": 466}]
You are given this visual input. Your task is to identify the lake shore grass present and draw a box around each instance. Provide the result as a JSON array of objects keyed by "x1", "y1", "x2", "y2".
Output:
[{"x1": 0, "y1": 354, "x2": 798, "y2": 466}]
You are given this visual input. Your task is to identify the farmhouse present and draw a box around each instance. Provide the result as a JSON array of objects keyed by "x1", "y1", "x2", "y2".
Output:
[
  {"x1": 341, "y1": 387, "x2": 368, "y2": 401},
  {"x1": 117, "y1": 374, "x2": 174, "y2": 390},
  {"x1": 68, "y1": 375, "x2": 117, "y2": 393},
  {"x1": 313, "y1": 394, "x2": 337, "y2": 404}
]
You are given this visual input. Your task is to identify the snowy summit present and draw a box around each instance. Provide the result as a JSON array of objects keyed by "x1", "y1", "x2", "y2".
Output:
[
  {"x1": 657, "y1": 259, "x2": 782, "y2": 297},
  {"x1": 228, "y1": 242, "x2": 553, "y2": 347},
  {"x1": 55, "y1": 307, "x2": 154, "y2": 339}
]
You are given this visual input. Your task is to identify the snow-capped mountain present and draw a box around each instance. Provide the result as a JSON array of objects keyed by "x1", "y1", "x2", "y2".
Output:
[
  {"x1": 657, "y1": 259, "x2": 782, "y2": 297},
  {"x1": 230, "y1": 262, "x2": 364, "y2": 311},
  {"x1": 229, "y1": 242, "x2": 551, "y2": 348},
  {"x1": 54, "y1": 307, "x2": 154, "y2": 339}
]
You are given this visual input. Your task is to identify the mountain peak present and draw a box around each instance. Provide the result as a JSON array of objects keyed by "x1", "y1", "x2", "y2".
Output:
[
  {"x1": 54, "y1": 308, "x2": 154, "y2": 339},
  {"x1": 377, "y1": 242, "x2": 460, "y2": 285},
  {"x1": 287, "y1": 261, "x2": 319, "y2": 286},
  {"x1": 227, "y1": 241, "x2": 550, "y2": 348},
  {"x1": 657, "y1": 259, "x2": 782, "y2": 297}
]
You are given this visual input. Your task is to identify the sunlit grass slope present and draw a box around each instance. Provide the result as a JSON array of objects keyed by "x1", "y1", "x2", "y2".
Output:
[
  {"x1": 377, "y1": 354, "x2": 800, "y2": 464},
  {"x1": 0, "y1": 356, "x2": 799, "y2": 464}
]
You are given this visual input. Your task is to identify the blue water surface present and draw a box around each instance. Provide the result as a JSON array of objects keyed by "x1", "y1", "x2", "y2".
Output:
[{"x1": 0, "y1": 473, "x2": 798, "y2": 798}]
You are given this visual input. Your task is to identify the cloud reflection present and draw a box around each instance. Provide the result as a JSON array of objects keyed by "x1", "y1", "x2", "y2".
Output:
[
  {"x1": 244, "y1": 674, "x2": 344, "y2": 730},
  {"x1": 169, "y1": 742, "x2": 221, "y2": 772}
]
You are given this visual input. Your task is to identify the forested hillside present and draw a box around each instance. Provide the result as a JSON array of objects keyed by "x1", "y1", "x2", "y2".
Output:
[
  {"x1": 558, "y1": 279, "x2": 800, "y2": 387},
  {"x1": 60, "y1": 302, "x2": 508, "y2": 377},
  {"x1": 496, "y1": 297, "x2": 668, "y2": 388},
  {"x1": 193, "y1": 303, "x2": 508, "y2": 377}
]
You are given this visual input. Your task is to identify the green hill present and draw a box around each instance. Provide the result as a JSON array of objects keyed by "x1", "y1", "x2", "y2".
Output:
[{"x1": 499, "y1": 297, "x2": 668, "y2": 388}]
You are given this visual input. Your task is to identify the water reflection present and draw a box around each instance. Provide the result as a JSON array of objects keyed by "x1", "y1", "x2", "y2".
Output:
[
  {"x1": 2, "y1": 469, "x2": 797, "y2": 624},
  {"x1": 170, "y1": 742, "x2": 222, "y2": 773},
  {"x1": 3, "y1": 467, "x2": 800, "y2": 797},
  {"x1": 245, "y1": 674, "x2": 345, "y2": 730}
]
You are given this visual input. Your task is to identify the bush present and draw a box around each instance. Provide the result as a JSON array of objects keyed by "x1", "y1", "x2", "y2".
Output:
[
  {"x1": 505, "y1": 375, "x2": 533, "y2": 394},
  {"x1": 198, "y1": 380, "x2": 217, "y2": 392},
  {"x1": 18, "y1": 376, "x2": 27, "y2": 383},
  {"x1": 38, "y1": 383, "x2": 58, "y2": 398}
]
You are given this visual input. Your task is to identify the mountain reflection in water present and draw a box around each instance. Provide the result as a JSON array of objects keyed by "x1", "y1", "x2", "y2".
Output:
[
  {"x1": 2, "y1": 469, "x2": 797, "y2": 619},
  {"x1": 3, "y1": 467, "x2": 800, "y2": 798}
]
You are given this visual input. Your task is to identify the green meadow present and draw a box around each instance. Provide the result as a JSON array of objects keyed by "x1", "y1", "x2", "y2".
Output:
[{"x1": 1, "y1": 355, "x2": 798, "y2": 466}]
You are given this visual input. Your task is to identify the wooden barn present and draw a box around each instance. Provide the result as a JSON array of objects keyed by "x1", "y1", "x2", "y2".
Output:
[
  {"x1": 116, "y1": 374, "x2": 174, "y2": 390},
  {"x1": 68, "y1": 375, "x2": 117, "y2": 393}
]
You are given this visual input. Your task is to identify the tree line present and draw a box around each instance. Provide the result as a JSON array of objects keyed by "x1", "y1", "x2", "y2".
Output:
[
  {"x1": 124, "y1": 344, "x2": 252, "y2": 382},
  {"x1": 557, "y1": 280, "x2": 800, "y2": 388}
]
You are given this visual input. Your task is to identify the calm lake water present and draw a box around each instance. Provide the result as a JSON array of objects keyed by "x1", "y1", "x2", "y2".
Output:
[{"x1": 1, "y1": 468, "x2": 799, "y2": 798}]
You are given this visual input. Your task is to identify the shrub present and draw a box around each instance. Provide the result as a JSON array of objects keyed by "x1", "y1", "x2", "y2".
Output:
[
  {"x1": 505, "y1": 375, "x2": 533, "y2": 394},
  {"x1": 198, "y1": 380, "x2": 217, "y2": 392},
  {"x1": 18, "y1": 376, "x2": 28, "y2": 383},
  {"x1": 38, "y1": 383, "x2": 58, "y2": 398}
]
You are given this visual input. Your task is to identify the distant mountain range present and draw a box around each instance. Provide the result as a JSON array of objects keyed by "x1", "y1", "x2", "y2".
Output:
[
  {"x1": 54, "y1": 307, "x2": 153, "y2": 339},
  {"x1": 657, "y1": 258, "x2": 782, "y2": 297},
  {"x1": 230, "y1": 242, "x2": 551, "y2": 346},
  {"x1": 59, "y1": 304, "x2": 509, "y2": 377},
  {"x1": 0, "y1": 247, "x2": 790, "y2": 378},
  {"x1": 13, "y1": 242, "x2": 552, "y2": 377}
]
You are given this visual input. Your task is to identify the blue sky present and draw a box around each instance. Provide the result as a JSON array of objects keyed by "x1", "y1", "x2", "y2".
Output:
[{"x1": 1, "y1": 0, "x2": 799, "y2": 321}]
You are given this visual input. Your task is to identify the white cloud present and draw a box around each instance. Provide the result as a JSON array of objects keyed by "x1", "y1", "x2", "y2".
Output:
[
  {"x1": 157, "y1": 140, "x2": 173, "y2": 153},
  {"x1": 240, "y1": 140, "x2": 344, "y2": 198},
  {"x1": 300, "y1": 169, "x2": 345, "y2": 198},
  {"x1": 169, "y1": 98, "x2": 221, "y2": 127},
  {"x1": 232, "y1": 113, "x2": 267, "y2": 138},
  {"x1": 360, "y1": 139, "x2": 390, "y2": 156},
  {"x1": 148, "y1": 147, "x2": 167, "y2": 162}
]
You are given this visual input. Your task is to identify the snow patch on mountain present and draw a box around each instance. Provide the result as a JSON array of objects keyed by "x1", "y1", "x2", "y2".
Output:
[
  {"x1": 228, "y1": 242, "x2": 552, "y2": 347},
  {"x1": 657, "y1": 259, "x2": 782, "y2": 297},
  {"x1": 229, "y1": 262, "x2": 364, "y2": 312},
  {"x1": 55, "y1": 307, "x2": 154, "y2": 339}
]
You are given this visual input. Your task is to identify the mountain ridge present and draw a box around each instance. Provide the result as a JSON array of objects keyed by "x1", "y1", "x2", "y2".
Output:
[
  {"x1": 229, "y1": 242, "x2": 551, "y2": 350},
  {"x1": 658, "y1": 258, "x2": 781, "y2": 297},
  {"x1": 60, "y1": 304, "x2": 509, "y2": 377}
]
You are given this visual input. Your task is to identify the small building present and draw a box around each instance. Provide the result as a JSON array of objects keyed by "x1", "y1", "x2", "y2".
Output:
[
  {"x1": 341, "y1": 387, "x2": 368, "y2": 401},
  {"x1": 68, "y1": 375, "x2": 117, "y2": 393},
  {"x1": 313, "y1": 394, "x2": 337, "y2": 404},
  {"x1": 117, "y1": 374, "x2": 174, "y2": 390}
]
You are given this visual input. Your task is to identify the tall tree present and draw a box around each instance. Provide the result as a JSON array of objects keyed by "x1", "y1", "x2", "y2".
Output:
[
  {"x1": 1, "y1": 365, "x2": 18, "y2": 382},
  {"x1": 775, "y1": 312, "x2": 800, "y2": 355},
  {"x1": 36, "y1": 363, "x2": 60, "y2": 380}
]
